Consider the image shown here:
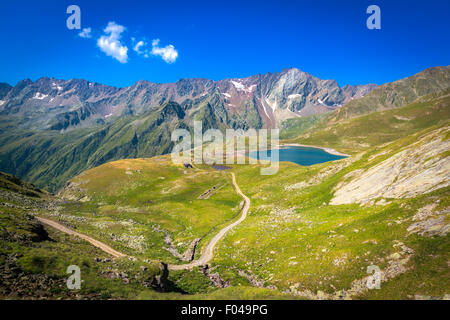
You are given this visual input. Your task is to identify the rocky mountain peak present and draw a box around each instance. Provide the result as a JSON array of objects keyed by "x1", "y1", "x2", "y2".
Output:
[
  {"x1": 0, "y1": 83, "x2": 12, "y2": 100},
  {"x1": 0, "y1": 68, "x2": 377, "y2": 130}
]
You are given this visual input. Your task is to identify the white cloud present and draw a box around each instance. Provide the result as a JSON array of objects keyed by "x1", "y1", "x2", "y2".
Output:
[
  {"x1": 151, "y1": 39, "x2": 178, "y2": 63},
  {"x1": 78, "y1": 27, "x2": 92, "y2": 39},
  {"x1": 97, "y1": 22, "x2": 128, "y2": 63},
  {"x1": 133, "y1": 40, "x2": 149, "y2": 57},
  {"x1": 133, "y1": 40, "x2": 145, "y2": 53}
]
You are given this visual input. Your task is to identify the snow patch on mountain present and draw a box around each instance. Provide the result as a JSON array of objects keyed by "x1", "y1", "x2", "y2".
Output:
[
  {"x1": 260, "y1": 98, "x2": 271, "y2": 119},
  {"x1": 51, "y1": 83, "x2": 63, "y2": 91},
  {"x1": 265, "y1": 98, "x2": 277, "y2": 111},
  {"x1": 230, "y1": 81, "x2": 256, "y2": 93},
  {"x1": 33, "y1": 92, "x2": 48, "y2": 100},
  {"x1": 231, "y1": 80, "x2": 245, "y2": 90}
]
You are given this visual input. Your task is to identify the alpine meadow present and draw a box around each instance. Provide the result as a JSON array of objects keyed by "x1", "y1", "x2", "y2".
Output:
[{"x1": 0, "y1": 0, "x2": 449, "y2": 307}]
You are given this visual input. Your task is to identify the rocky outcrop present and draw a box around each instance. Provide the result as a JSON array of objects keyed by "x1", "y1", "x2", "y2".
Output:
[
  {"x1": 201, "y1": 265, "x2": 230, "y2": 288},
  {"x1": 407, "y1": 204, "x2": 450, "y2": 237},
  {"x1": 331, "y1": 127, "x2": 450, "y2": 205},
  {"x1": 151, "y1": 225, "x2": 200, "y2": 262},
  {"x1": 0, "y1": 253, "x2": 88, "y2": 299},
  {"x1": 342, "y1": 83, "x2": 378, "y2": 100},
  {"x1": 150, "y1": 263, "x2": 169, "y2": 292},
  {"x1": 288, "y1": 241, "x2": 415, "y2": 300}
]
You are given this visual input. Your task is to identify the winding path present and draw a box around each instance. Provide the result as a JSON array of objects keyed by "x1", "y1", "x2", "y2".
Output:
[
  {"x1": 168, "y1": 172, "x2": 250, "y2": 270},
  {"x1": 36, "y1": 216, "x2": 126, "y2": 258},
  {"x1": 36, "y1": 171, "x2": 250, "y2": 269}
]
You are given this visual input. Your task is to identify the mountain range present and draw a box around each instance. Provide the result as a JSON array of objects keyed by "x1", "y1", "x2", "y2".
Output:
[
  {"x1": 0, "y1": 68, "x2": 375, "y2": 131},
  {"x1": 0, "y1": 66, "x2": 448, "y2": 192},
  {"x1": 0, "y1": 68, "x2": 376, "y2": 191}
]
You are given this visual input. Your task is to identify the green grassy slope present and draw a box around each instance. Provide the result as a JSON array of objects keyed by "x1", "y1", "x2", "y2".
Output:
[
  {"x1": 33, "y1": 89, "x2": 449, "y2": 299},
  {"x1": 284, "y1": 91, "x2": 450, "y2": 154},
  {"x1": 2, "y1": 67, "x2": 449, "y2": 300},
  {"x1": 279, "y1": 114, "x2": 324, "y2": 140},
  {"x1": 45, "y1": 118, "x2": 449, "y2": 299},
  {"x1": 0, "y1": 173, "x2": 168, "y2": 299},
  {"x1": 53, "y1": 157, "x2": 242, "y2": 263},
  {"x1": 210, "y1": 125, "x2": 449, "y2": 299},
  {"x1": 16, "y1": 159, "x2": 301, "y2": 299}
]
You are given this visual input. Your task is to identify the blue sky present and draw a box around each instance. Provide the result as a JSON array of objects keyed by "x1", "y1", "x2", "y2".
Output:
[{"x1": 0, "y1": 0, "x2": 449, "y2": 87}]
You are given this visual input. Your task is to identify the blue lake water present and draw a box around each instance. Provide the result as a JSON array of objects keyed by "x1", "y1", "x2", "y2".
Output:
[{"x1": 247, "y1": 146, "x2": 347, "y2": 166}]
